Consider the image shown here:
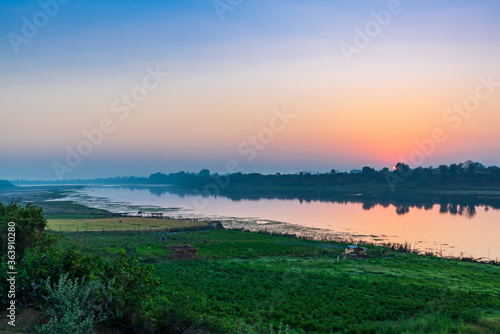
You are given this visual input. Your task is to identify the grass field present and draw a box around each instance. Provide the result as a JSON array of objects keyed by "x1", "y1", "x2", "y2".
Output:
[
  {"x1": 55, "y1": 228, "x2": 347, "y2": 261},
  {"x1": 49, "y1": 218, "x2": 500, "y2": 333},
  {"x1": 152, "y1": 255, "x2": 500, "y2": 333},
  {"x1": 39, "y1": 201, "x2": 118, "y2": 219},
  {"x1": 47, "y1": 216, "x2": 206, "y2": 232}
]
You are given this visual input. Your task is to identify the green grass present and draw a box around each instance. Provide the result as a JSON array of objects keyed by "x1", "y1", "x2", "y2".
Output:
[
  {"x1": 37, "y1": 201, "x2": 116, "y2": 219},
  {"x1": 47, "y1": 216, "x2": 206, "y2": 232},
  {"x1": 52, "y1": 222, "x2": 500, "y2": 333},
  {"x1": 55, "y1": 228, "x2": 347, "y2": 261},
  {"x1": 151, "y1": 256, "x2": 500, "y2": 333}
]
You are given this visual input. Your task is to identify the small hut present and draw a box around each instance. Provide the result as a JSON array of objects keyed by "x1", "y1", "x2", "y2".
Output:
[
  {"x1": 167, "y1": 245, "x2": 198, "y2": 260},
  {"x1": 345, "y1": 245, "x2": 367, "y2": 256}
]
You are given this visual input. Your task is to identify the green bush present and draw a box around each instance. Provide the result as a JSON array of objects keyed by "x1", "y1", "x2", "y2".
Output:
[
  {"x1": 37, "y1": 273, "x2": 115, "y2": 334},
  {"x1": 0, "y1": 201, "x2": 54, "y2": 261},
  {"x1": 100, "y1": 253, "x2": 159, "y2": 324},
  {"x1": 0, "y1": 202, "x2": 56, "y2": 308},
  {"x1": 0, "y1": 202, "x2": 159, "y2": 331}
]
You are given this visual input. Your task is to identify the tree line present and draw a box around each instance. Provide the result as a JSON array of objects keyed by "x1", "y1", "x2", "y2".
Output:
[
  {"x1": 148, "y1": 161, "x2": 500, "y2": 190},
  {"x1": 7, "y1": 160, "x2": 500, "y2": 189}
]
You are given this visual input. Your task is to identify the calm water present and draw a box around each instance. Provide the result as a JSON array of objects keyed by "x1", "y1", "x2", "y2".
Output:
[{"x1": 61, "y1": 185, "x2": 500, "y2": 260}]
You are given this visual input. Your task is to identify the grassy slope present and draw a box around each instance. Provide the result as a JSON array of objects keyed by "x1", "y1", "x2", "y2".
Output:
[{"x1": 51, "y1": 221, "x2": 500, "y2": 333}]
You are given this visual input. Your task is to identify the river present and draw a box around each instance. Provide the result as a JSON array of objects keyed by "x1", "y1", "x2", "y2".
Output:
[{"x1": 58, "y1": 185, "x2": 500, "y2": 260}]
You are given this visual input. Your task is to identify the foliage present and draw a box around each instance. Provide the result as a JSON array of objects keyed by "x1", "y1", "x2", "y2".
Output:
[
  {"x1": 150, "y1": 256, "x2": 499, "y2": 333},
  {"x1": 37, "y1": 273, "x2": 115, "y2": 334},
  {"x1": 0, "y1": 201, "x2": 54, "y2": 261},
  {"x1": 55, "y1": 229, "x2": 345, "y2": 261},
  {"x1": 145, "y1": 161, "x2": 500, "y2": 191},
  {"x1": 0, "y1": 202, "x2": 159, "y2": 331},
  {"x1": 59, "y1": 227, "x2": 499, "y2": 333},
  {"x1": 100, "y1": 253, "x2": 159, "y2": 324}
]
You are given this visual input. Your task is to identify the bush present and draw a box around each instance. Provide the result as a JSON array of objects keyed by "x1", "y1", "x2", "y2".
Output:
[
  {"x1": 36, "y1": 249, "x2": 159, "y2": 329},
  {"x1": 0, "y1": 202, "x2": 56, "y2": 308},
  {"x1": 0, "y1": 201, "x2": 54, "y2": 261},
  {"x1": 0, "y1": 202, "x2": 159, "y2": 331},
  {"x1": 37, "y1": 273, "x2": 116, "y2": 334}
]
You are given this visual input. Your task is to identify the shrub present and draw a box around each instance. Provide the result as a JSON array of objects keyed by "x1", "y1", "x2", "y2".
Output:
[
  {"x1": 0, "y1": 202, "x2": 159, "y2": 331},
  {"x1": 0, "y1": 201, "x2": 54, "y2": 261},
  {"x1": 0, "y1": 202, "x2": 56, "y2": 308},
  {"x1": 37, "y1": 273, "x2": 116, "y2": 334}
]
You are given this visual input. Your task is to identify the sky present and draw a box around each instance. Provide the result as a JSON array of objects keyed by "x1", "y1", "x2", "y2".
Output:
[{"x1": 1, "y1": 0, "x2": 499, "y2": 180}]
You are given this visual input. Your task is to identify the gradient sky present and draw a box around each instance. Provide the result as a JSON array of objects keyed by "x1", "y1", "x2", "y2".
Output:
[{"x1": 1, "y1": 0, "x2": 500, "y2": 180}]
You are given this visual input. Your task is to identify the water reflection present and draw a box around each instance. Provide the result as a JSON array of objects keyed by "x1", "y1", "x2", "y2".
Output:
[
  {"x1": 440, "y1": 203, "x2": 476, "y2": 218},
  {"x1": 116, "y1": 185, "x2": 500, "y2": 219},
  {"x1": 395, "y1": 205, "x2": 409, "y2": 215}
]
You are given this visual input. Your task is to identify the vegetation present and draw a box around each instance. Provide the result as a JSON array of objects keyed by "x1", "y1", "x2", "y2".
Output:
[
  {"x1": 0, "y1": 201, "x2": 53, "y2": 261},
  {"x1": 10, "y1": 161, "x2": 500, "y2": 193},
  {"x1": 45, "y1": 220, "x2": 500, "y2": 333},
  {"x1": 146, "y1": 160, "x2": 500, "y2": 191},
  {"x1": 150, "y1": 255, "x2": 500, "y2": 333},
  {"x1": 36, "y1": 201, "x2": 116, "y2": 220},
  {"x1": 2, "y1": 201, "x2": 500, "y2": 333},
  {"x1": 0, "y1": 202, "x2": 159, "y2": 333},
  {"x1": 54, "y1": 228, "x2": 345, "y2": 261},
  {"x1": 36, "y1": 274, "x2": 110, "y2": 334},
  {"x1": 46, "y1": 217, "x2": 206, "y2": 232}
]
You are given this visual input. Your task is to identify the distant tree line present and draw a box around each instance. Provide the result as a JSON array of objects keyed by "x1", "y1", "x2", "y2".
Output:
[
  {"x1": 147, "y1": 161, "x2": 500, "y2": 190},
  {"x1": 8, "y1": 160, "x2": 500, "y2": 190}
]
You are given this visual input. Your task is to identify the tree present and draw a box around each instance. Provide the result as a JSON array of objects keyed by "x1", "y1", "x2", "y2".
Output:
[
  {"x1": 362, "y1": 166, "x2": 375, "y2": 175},
  {"x1": 464, "y1": 160, "x2": 476, "y2": 175},
  {"x1": 395, "y1": 162, "x2": 410, "y2": 173},
  {"x1": 439, "y1": 165, "x2": 449, "y2": 176},
  {"x1": 0, "y1": 202, "x2": 52, "y2": 261},
  {"x1": 198, "y1": 169, "x2": 211, "y2": 178},
  {"x1": 449, "y1": 164, "x2": 459, "y2": 177}
]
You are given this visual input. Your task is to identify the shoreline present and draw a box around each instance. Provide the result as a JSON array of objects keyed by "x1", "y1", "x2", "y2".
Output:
[{"x1": 3, "y1": 184, "x2": 500, "y2": 261}]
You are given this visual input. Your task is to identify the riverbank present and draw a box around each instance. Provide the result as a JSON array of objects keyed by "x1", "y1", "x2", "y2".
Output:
[
  {"x1": 44, "y1": 217, "x2": 500, "y2": 333},
  {"x1": 2, "y1": 197, "x2": 500, "y2": 333},
  {"x1": 3, "y1": 184, "x2": 500, "y2": 260}
]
